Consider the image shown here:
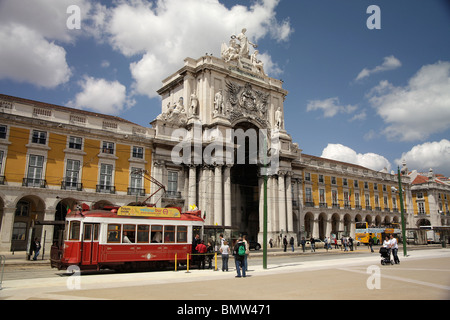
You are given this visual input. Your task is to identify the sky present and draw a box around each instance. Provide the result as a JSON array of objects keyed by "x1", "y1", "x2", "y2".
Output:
[{"x1": 1, "y1": 0, "x2": 450, "y2": 176}]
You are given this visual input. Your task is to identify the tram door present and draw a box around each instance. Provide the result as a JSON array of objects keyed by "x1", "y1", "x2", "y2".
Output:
[{"x1": 82, "y1": 223, "x2": 100, "y2": 265}]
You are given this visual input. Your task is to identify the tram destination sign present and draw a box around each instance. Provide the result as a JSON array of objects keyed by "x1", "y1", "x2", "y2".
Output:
[{"x1": 117, "y1": 206, "x2": 181, "y2": 218}]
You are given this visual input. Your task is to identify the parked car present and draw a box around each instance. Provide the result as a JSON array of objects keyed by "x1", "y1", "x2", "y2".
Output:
[
  {"x1": 305, "y1": 238, "x2": 325, "y2": 248},
  {"x1": 249, "y1": 240, "x2": 261, "y2": 250}
]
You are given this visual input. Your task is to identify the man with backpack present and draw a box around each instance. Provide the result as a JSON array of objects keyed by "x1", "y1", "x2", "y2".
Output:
[{"x1": 233, "y1": 237, "x2": 247, "y2": 278}]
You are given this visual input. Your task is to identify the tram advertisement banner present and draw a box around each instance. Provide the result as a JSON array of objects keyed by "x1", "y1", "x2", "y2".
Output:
[{"x1": 117, "y1": 206, "x2": 181, "y2": 218}]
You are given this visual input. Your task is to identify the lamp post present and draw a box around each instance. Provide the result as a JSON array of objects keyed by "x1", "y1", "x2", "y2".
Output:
[{"x1": 397, "y1": 166, "x2": 408, "y2": 257}]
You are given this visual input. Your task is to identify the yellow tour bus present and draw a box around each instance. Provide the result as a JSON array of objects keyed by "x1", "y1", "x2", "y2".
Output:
[{"x1": 355, "y1": 222, "x2": 401, "y2": 245}]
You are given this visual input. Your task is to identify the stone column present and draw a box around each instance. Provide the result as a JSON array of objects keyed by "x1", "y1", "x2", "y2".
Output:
[
  {"x1": 313, "y1": 213, "x2": 320, "y2": 238},
  {"x1": 278, "y1": 171, "x2": 287, "y2": 233},
  {"x1": 286, "y1": 172, "x2": 293, "y2": 233},
  {"x1": 214, "y1": 164, "x2": 223, "y2": 226},
  {"x1": 188, "y1": 165, "x2": 197, "y2": 208},
  {"x1": 0, "y1": 207, "x2": 15, "y2": 252},
  {"x1": 223, "y1": 165, "x2": 232, "y2": 227}
]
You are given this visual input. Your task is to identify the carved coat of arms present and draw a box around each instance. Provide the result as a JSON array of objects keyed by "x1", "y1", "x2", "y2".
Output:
[{"x1": 225, "y1": 81, "x2": 269, "y2": 127}]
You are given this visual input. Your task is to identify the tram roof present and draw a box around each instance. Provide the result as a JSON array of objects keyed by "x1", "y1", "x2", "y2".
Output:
[{"x1": 66, "y1": 209, "x2": 204, "y2": 222}]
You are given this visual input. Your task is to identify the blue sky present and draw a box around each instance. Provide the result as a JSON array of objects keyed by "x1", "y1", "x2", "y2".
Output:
[{"x1": 1, "y1": 0, "x2": 450, "y2": 175}]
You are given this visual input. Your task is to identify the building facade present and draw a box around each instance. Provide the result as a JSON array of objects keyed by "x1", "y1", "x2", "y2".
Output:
[
  {"x1": 408, "y1": 168, "x2": 450, "y2": 242},
  {"x1": 148, "y1": 30, "x2": 417, "y2": 246},
  {"x1": 0, "y1": 94, "x2": 154, "y2": 253},
  {"x1": 1, "y1": 29, "x2": 448, "y2": 253}
]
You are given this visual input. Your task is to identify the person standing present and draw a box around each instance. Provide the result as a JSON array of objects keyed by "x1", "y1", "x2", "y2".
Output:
[
  {"x1": 233, "y1": 237, "x2": 246, "y2": 278},
  {"x1": 220, "y1": 240, "x2": 230, "y2": 272},
  {"x1": 289, "y1": 236, "x2": 295, "y2": 252},
  {"x1": 300, "y1": 237, "x2": 306, "y2": 252},
  {"x1": 310, "y1": 236, "x2": 315, "y2": 252},
  {"x1": 368, "y1": 236, "x2": 374, "y2": 253},
  {"x1": 283, "y1": 235, "x2": 288, "y2": 252},
  {"x1": 243, "y1": 235, "x2": 250, "y2": 272},
  {"x1": 31, "y1": 238, "x2": 41, "y2": 261},
  {"x1": 195, "y1": 240, "x2": 207, "y2": 269},
  {"x1": 390, "y1": 234, "x2": 400, "y2": 264}
]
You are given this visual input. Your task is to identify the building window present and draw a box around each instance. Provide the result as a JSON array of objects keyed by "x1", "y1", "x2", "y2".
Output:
[
  {"x1": 15, "y1": 201, "x2": 30, "y2": 217},
  {"x1": 343, "y1": 178, "x2": 348, "y2": 186},
  {"x1": 305, "y1": 187, "x2": 312, "y2": 204},
  {"x1": 304, "y1": 172, "x2": 311, "y2": 181},
  {"x1": 0, "y1": 125, "x2": 7, "y2": 139},
  {"x1": 31, "y1": 130, "x2": 47, "y2": 145},
  {"x1": 332, "y1": 190, "x2": 338, "y2": 206},
  {"x1": 12, "y1": 222, "x2": 27, "y2": 241},
  {"x1": 64, "y1": 159, "x2": 81, "y2": 190},
  {"x1": 68, "y1": 136, "x2": 82, "y2": 150},
  {"x1": 319, "y1": 189, "x2": 325, "y2": 205},
  {"x1": 331, "y1": 176, "x2": 336, "y2": 185},
  {"x1": 129, "y1": 167, "x2": 144, "y2": 196},
  {"x1": 318, "y1": 175, "x2": 324, "y2": 183},
  {"x1": 354, "y1": 180, "x2": 359, "y2": 188},
  {"x1": 355, "y1": 193, "x2": 360, "y2": 207},
  {"x1": 25, "y1": 154, "x2": 44, "y2": 187},
  {"x1": 98, "y1": 163, "x2": 114, "y2": 193},
  {"x1": 167, "y1": 171, "x2": 178, "y2": 196},
  {"x1": 418, "y1": 202, "x2": 425, "y2": 215},
  {"x1": 102, "y1": 141, "x2": 114, "y2": 154},
  {"x1": 365, "y1": 193, "x2": 371, "y2": 209},
  {"x1": 132, "y1": 146, "x2": 144, "y2": 159}
]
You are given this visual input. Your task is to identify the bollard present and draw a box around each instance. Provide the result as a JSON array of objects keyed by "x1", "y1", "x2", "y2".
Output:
[
  {"x1": 174, "y1": 253, "x2": 177, "y2": 272},
  {"x1": 186, "y1": 253, "x2": 190, "y2": 273},
  {"x1": 214, "y1": 252, "x2": 218, "y2": 271}
]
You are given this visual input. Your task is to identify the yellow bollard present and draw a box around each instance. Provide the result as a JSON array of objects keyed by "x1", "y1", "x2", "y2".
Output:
[
  {"x1": 186, "y1": 253, "x2": 190, "y2": 273},
  {"x1": 174, "y1": 253, "x2": 177, "y2": 272},
  {"x1": 214, "y1": 252, "x2": 218, "y2": 271}
]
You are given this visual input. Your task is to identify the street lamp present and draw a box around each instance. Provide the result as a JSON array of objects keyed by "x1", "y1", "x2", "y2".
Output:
[{"x1": 397, "y1": 166, "x2": 408, "y2": 257}]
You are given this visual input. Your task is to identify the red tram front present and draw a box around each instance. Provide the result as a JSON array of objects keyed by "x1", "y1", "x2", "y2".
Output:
[{"x1": 51, "y1": 206, "x2": 204, "y2": 271}]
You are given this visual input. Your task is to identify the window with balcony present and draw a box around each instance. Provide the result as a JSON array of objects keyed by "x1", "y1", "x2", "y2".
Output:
[
  {"x1": 166, "y1": 171, "x2": 180, "y2": 198},
  {"x1": 97, "y1": 163, "x2": 115, "y2": 193},
  {"x1": 24, "y1": 154, "x2": 45, "y2": 187},
  {"x1": 128, "y1": 167, "x2": 145, "y2": 196},
  {"x1": 63, "y1": 159, "x2": 82, "y2": 191}
]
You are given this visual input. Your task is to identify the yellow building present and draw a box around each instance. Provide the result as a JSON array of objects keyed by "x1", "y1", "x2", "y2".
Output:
[
  {"x1": 0, "y1": 94, "x2": 154, "y2": 253},
  {"x1": 409, "y1": 169, "x2": 450, "y2": 234},
  {"x1": 294, "y1": 154, "x2": 412, "y2": 240}
]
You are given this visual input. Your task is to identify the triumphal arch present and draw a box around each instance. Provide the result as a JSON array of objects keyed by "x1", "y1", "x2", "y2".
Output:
[{"x1": 150, "y1": 29, "x2": 300, "y2": 244}]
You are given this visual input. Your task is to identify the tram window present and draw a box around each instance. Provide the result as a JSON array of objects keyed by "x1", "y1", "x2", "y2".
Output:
[
  {"x1": 69, "y1": 221, "x2": 80, "y2": 240},
  {"x1": 94, "y1": 224, "x2": 99, "y2": 241},
  {"x1": 84, "y1": 224, "x2": 92, "y2": 241},
  {"x1": 177, "y1": 226, "x2": 187, "y2": 243},
  {"x1": 107, "y1": 224, "x2": 121, "y2": 243},
  {"x1": 151, "y1": 225, "x2": 162, "y2": 243},
  {"x1": 123, "y1": 224, "x2": 136, "y2": 243},
  {"x1": 164, "y1": 226, "x2": 175, "y2": 243},
  {"x1": 137, "y1": 225, "x2": 149, "y2": 243}
]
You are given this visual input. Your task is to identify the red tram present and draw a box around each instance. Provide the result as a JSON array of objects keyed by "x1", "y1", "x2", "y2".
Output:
[{"x1": 50, "y1": 206, "x2": 204, "y2": 271}]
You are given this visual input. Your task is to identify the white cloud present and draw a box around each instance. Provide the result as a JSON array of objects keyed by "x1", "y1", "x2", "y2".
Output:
[
  {"x1": 0, "y1": 24, "x2": 71, "y2": 88},
  {"x1": 0, "y1": 0, "x2": 92, "y2": 43},
  {"x1": 368, "y1": 61, "x2": 450, "y2": 141},
  {"x1": 321, "y1": 143, "x2": 392, "y2": 172},
  {"x1": 95, "y1": 0, "x2": 292, "y2": 98},
  {"x1": 69, "y1": 76, "x2": 134, "y2": 115},
  {"x1": 355, "y1": 55, "x2": 402, "y2": 81},
  {"x1": 0, "y1": 0, "x2": 94, "y2": 88},
  {"x1": 306, "y1": 97, "x2": 357, "y2": 118},
  {"x1": 395, "y1": 139, "x2": 450, "y2": 176}
]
